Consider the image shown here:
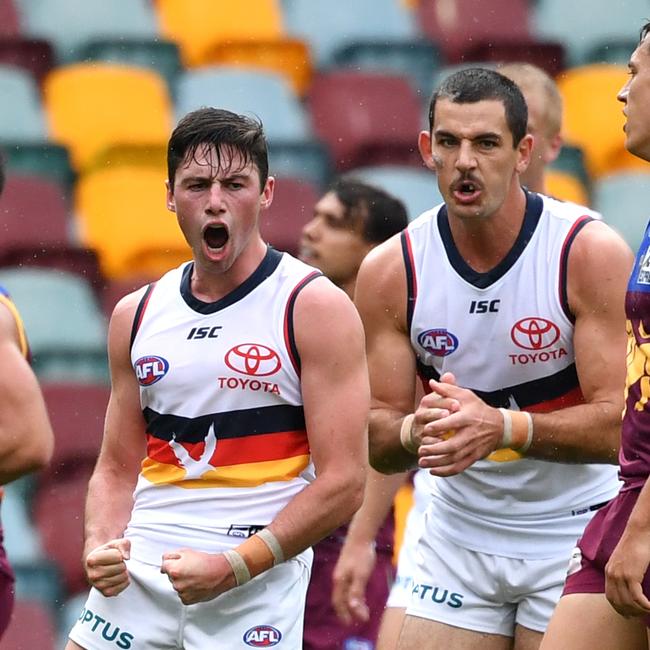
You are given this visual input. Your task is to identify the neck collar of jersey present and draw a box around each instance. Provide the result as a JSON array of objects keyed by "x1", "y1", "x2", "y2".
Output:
[
  {"x1": 180, "y1": 246, "x2": 283, "y2": 314},
  {"x1": 438, "y1": 190, "x2": 543, "y2": 289}
]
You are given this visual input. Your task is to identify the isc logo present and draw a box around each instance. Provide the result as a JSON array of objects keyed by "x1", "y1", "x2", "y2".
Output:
[
  {"x1": 417, "y1": 329, "x2": 459, "y2": 357},
  {"x1": 134, "y1": 356, "x2": 169, "y2": 386},
  {"x1": 243, "y1": 625, "x2": 282, "y2": 647}
]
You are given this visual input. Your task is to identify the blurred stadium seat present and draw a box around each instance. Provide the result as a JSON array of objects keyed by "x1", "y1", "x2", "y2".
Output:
[
  {"x1": 19, "y1": 0, "x2": 158, "y2": 62},
  {"x1": 74, "y1": 166, "x2": 191, "y2": 280},
  {"x1": 0, "y1": 38, "x2": 55, "y2": 86},
  {"x1": 308, "y1": 70, "x2": 423, "y2": 171},
  {"x1": 44, "y1": 62, "x2": 173, "y2": 171},
  {"x1": 260, "y1": 176, "x2": 320, "y2": 255},
  {"x1": 283, "y1": 0, "x2": 416, "y2": 68},
  {"x1": 156, "y1": 0, "x2": 285, "y2": 67},
  {"x1": 545, "y1": 169, "x2": 590, "y2": 206},
  {"x1": 417, "y1": 0, "x2": 531, "y2": 64},
  {"x1": 2, "y1": 598, "x2": 58, "y2": 649},
  {"x1": 0, "y1": 64, "x2": 48, "y2": 142},
  {"x1": 0, "y1": 267, "x2": 108, "y2": 382},
  {"x1": 348, "y1": 164, "x2": 442, "y2": 221},
  {"x1": 594, "y1": 171, "x2": 650, "y2": 251}
]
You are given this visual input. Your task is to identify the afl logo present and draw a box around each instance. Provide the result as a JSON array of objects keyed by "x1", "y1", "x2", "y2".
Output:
[
  {"x1": 243, "y1": 625, "x2": 282, "y2": 646},
  {"x1": 225, "y1": 343, "x2": 282, "y2": 377},
  {"x1": 134, "y1": 355, "x2": 169, "y2": 386},
  {"x1": 417, "y1": 329, "x2": 459, "y2": 357},
  {"x1": 511, "y1": 317, "x2": 560, "y2": 350}
]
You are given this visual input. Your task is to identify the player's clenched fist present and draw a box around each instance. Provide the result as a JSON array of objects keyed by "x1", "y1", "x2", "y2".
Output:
[
  {"x1": 84, "y1": 538, "x2": 131, "y2": 597},
  {"x1": 161, "y1": 548, "x2": 237, "y2": 605}
]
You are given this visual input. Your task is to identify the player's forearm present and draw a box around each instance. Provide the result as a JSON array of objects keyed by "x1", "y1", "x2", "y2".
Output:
[
  {"x1": 83, "y1": 461, "x2": 137, "y2": 557},
  {"x1": 524, "y1": 400, "x2": 621, "y2": 463},
  {"x1": 266, "y1": 469, "x2": 366, "y2": 561},
  {"x1": 345, "y1": 468, "x2": 406, "y2": 544},
  {"x1": 369, "y1": 409, "x2": 417, "y2": 473}
]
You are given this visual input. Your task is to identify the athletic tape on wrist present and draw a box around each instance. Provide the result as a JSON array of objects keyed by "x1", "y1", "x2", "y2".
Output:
[
  {"x1": 498, "y1": 408, "x2": 533, "y2": 452},
  {"x1": 223, "y1": 549, "x2": 251, "y2": 586},
  {"x1": 257, "y1": 528, "x2": 285, "y2": 565},
  {"x1": 399, "y1": 413, "x2": 417, "y2": 454}
]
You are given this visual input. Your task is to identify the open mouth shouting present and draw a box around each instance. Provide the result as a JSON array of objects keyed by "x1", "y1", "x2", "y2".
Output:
[
  {"x1": 203, "y1": 223, "x2": 230, "y2": 256},
  {"x1": 452, "y1": 178, "x2": 482, "y2": 204}
]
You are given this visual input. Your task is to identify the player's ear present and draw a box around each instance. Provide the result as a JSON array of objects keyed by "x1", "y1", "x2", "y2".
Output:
[
  {"x1": 260, "y1": 176, "x2": 275, "y2": 210},
  {"x1": 418, "y1": 130, "x2": 436, "y2": 171},
  {"x1": 166, "y1": 180, "x2": 176, "y2": 213},
  {"x1": 515, "y1": 134, "x2": 534, "y2": 175}
]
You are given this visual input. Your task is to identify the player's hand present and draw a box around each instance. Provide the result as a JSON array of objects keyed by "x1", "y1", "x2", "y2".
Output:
[
  {"x1": 605, "y1": 529, "x2": 650, "y2": 618},
  {"x1": 416, "y1": 374, "x2": 503, "y2": 476},
  {"x1": 84, "y1": 538, "x2": 131, "y2": 597},
  {"x1": 161, "y1": 548, "x2": 237, "y2": 605},
  {"x1": 331, "y1": 539, "x2": 376, "y2": 625}
]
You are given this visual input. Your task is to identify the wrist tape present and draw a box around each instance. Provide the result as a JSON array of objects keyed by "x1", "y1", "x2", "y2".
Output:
[
  {"x1": 223, "y1": 528, "x2": 285, "y2": 586},
  {"x1": 498, "y1": 408, "x2": 533, "y2": 453},
  {"x1": 399, "y1": 413, "x2": 417, "y2": 454}
]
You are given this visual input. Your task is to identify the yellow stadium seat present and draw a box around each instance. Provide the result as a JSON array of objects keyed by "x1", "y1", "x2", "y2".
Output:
[
  {"x1": 44, "y1": 63, "x2": 172, "y2": 171},
  {"x1": 392, "y1": 480, "x2": 414, "y2": 564},
  {"x1": 203, "y1": 39, "x2": 314, "y2": 97},
  {"x1": 156, "y1": 0, "x2": 284, "y2": 68},
  {"x1": 75, "y1": 167, "x2": 191, "y2": 280},
  {"x1": 545, "y1": 169, "x2": 590, "y2": 206},
  {"x1": 557, "y1": 63, "x2": 640, "y2": 179}
]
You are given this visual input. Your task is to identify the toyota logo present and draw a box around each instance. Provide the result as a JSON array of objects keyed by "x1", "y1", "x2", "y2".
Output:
[
  {"x1": 510, "y1": 317, "x2": 560, "y2": 350},
  {"x1": 225, "y1": 343, "x2": 282, "y2": 376}
]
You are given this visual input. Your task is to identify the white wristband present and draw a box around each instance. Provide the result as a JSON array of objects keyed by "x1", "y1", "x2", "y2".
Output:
[
  {"x1": 399, "y1": 413, "x2": 417, "y2": 454},
  {"x1": 223, "y1": 549, "x2": 251, "y2": 586},
  {"x1": 518, "y1": 411, "x2": 533, "y2": 453},
  {"x1": 498, "y1": 408, "x2": 513, "y2": 448},
  {"x1": 257, "y1": 528, "x2": 285, "y2": 565}
]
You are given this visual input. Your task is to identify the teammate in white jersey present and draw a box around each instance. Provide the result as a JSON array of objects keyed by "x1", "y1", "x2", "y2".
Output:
[
  {"x1": 333, "y1": 62, "x2": 598, "y2": 650},
  {"x1": 66, "y1": 108, "x2": 369, "y2": 649},
  {"x1": 354, "y1": 68, "x2": 633, "y2": 650}
]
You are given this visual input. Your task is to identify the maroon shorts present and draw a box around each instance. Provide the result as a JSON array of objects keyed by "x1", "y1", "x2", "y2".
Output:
[
  {"x1": 303, "y1": 535, "x2": 395, "y2": 650},
  {"x1": 563, "y1": 487, "x2": 650, "y2": 627}
]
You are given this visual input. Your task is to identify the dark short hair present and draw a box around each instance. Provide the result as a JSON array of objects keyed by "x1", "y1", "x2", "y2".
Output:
[
  {"x1": 167, "y1": 107, "x2": 269, "y2": 190},
  {"x1": 640, "y1": 21, "x2": 650, "y2": 45},
  {"x1": 428, "y1": 67, "x2": 528, "y2": 148},
  {"x1": 332, "y1": 178, "x2": 408, "y2": 243}
]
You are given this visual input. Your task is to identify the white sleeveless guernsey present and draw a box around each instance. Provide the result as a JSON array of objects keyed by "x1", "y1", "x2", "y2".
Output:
[
  {"x1": 125, "y1": 248, "x2": 320, "y2": 564},
  {"x1": 404, "y1": 192, "x2": 619, "y2": 559}
]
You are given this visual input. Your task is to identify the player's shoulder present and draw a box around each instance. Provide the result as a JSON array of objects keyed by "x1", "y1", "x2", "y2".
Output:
[{"x1": 540, "y1": 192, "x2": 603, "y2": 222}]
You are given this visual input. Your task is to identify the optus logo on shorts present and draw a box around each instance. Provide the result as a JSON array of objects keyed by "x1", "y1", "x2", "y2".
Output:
[
  {"x1": 78, "y1": 608, "x2": 134, "y2": 648},
  {"x1": 243, "y1": 625, "x2": 282, "y2": 646},
  {"x1": 225, "y1": 343, "x2": 282, "y2": 376},
  {"x1": 134, "y1": 355, "x2": 169, "y2": 386}
]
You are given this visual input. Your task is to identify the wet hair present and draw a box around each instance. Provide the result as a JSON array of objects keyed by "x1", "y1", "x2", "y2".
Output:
[
  {"x1": 428, "y1": 67, "x2": 528, "y2": 147},
  {"x1": 167, "y1": 107, "x2": 269, "y2": 191},
  {"x1": 332, "y1": 178, "x2": 409, "y2": 243},
  {"x1": 640, "y1": 21, "x2": 650, "y2": 47}
]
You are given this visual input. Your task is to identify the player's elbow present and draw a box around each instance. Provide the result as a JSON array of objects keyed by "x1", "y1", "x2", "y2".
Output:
[{"x1": 339, "y1": 472, "x2": 366, "y2": 521}]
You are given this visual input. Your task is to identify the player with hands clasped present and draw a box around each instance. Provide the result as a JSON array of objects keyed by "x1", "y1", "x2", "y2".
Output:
[{"x1": 354, "y1": 68, "x2": 633, "y2": 649}]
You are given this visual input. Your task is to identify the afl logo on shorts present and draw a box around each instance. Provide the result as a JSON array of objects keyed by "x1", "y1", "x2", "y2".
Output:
[
  {"x1": 417, "y1": 329, "x2": 459, "y2": 357},
  {"x1": 134, "y1": 355, "x2": 169, "y2": 386},
  {"x1": 511, "y1": 317, "x2": 560, "y2": 350},
  {"x1": 243, "y1": 625, "x2": 282, "y2": 646},
  {"x1": 225, "y1": 343, "x2": 282, "y2": 377}
]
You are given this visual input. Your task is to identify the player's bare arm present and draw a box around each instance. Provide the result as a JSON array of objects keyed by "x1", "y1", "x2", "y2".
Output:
[
  {"x1": 0, "y1": 304, "x2": 53, "y2": 484},
  {"x1": 417, "y1": 220, "x2": 633, "y2": 475},
  {"x1": 354, "y1": 235, "x2": 423, "y2": 474},
  {"x1": 162, "y1": 277, "x2": 369, "y2": 604},
  {"x1": 332, "y1": 468, "x2": 407, "y2": 625},
  {"x1": 83, "y1": 289, "x2": 148, "y2": 597}
]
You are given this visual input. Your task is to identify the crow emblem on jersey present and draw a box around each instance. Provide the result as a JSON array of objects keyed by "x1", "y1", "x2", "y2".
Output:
[
  {"x1": 637, "y1": 247, "x2": 650, "y2": 285},
  {"x1": 225, "y1": 343, "x2": 282, "y2": 376}
]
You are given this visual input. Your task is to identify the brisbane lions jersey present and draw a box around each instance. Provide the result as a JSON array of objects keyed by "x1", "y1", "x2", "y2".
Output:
[
  {"x1": 126, "y1": 248, "x2": 321, "y2": 564},
  {"x1": 619, "y1": 221, "x2": 650, "y2": 489},
  {"x1": 403, "y1": 192, "x2": 619, "y2": 559}
]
